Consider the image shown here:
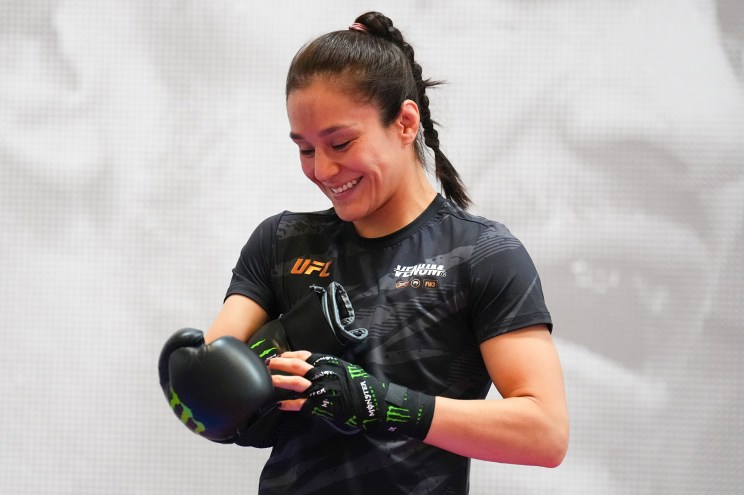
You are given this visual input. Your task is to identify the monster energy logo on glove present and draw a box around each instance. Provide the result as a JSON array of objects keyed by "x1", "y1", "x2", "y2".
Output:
[
  {"x1": 168, "y1": 388, "x2": 206, "y2": 434},
  {"x1": 302, "y1": 353, "x2": 435, "y2": 439},
  {"x1": 347, "y1": 364, "x2": 369, "y2": 379},
  {"x1": 311, "y1": 406, "x2": 334, "y2": 419},
  {"x1": 249, "y1": 338, "x2": 278, "y2": 359},
  {"x1": 386, "y1": 404, "x2": 412, "y2": 424}
]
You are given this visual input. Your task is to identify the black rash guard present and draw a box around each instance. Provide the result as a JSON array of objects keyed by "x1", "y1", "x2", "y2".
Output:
[{"x1": 226, "y1": 194, "x2": 552, "y2": 495}]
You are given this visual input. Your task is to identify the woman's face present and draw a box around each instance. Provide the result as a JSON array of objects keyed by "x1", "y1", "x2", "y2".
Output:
[{"x1": 286, "y1": 78, "x2": 425, "y2": 238}]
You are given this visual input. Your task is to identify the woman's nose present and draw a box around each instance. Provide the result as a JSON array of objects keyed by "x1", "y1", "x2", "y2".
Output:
[{"x1": 312, "y1": 150, "x2": 340, "y2": 182}]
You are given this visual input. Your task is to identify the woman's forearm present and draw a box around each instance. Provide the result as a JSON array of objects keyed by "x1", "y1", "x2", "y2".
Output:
[{"x1": 424, "y1": 395, "x2": 569, "y2": 467}]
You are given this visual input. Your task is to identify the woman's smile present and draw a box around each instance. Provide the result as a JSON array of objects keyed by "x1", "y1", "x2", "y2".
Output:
[{"x1": 329, "y1": 177, "x2": 362, "y2": 195}]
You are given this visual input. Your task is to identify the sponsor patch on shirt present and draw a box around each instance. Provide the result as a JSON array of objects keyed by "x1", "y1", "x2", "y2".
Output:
[{"x1": 393, "y1": 263, "x2": 446, "y2": 289}]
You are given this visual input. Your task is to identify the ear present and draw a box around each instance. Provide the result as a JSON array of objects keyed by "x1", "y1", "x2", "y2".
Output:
[{"x1": 396, "y1": 99, "x2": 420, "y2": 146}]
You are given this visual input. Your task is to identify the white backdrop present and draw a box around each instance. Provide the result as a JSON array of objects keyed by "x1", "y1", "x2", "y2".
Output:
[{"x1": 1, "y1": 1, "x2": 742, "y2": 493}]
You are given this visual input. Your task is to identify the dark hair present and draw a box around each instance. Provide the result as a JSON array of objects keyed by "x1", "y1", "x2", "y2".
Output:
[{"x1": 286, "y1": 11, "x2": 472, "y2": 209}]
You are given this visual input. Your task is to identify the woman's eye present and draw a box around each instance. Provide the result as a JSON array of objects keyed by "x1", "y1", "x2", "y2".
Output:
[
  {"x1": 299, "y1": 148, "x2": 315, "y2": 157},
  {"x1": 332, "y1": 140, "x2": 351, "y2": 151}
]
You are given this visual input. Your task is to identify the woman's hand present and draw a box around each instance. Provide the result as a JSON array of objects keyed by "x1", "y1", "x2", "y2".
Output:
[
  {"x1": 267, "y1": 351, "x2": 435, "y2": 438},
  {"x1": 266, "y1": 350, "x2": 314, "y2": 411}
]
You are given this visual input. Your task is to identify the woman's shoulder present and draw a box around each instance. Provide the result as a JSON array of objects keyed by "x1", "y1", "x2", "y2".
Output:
[{"x1": 439, "y1": 200, "x2": 517, "y2": 241}]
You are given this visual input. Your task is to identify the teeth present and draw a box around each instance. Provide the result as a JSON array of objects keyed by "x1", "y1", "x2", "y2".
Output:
[{"x1": 331, "y1": 178, "x2": 359, "y2": 194}]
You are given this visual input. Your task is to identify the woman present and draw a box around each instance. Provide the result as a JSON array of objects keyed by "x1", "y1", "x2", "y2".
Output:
[{"x1": 206, "y1": 11, "x2": 568, "y2": 494}]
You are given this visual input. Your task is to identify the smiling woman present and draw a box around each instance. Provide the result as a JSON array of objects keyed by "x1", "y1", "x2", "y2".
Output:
[
  {"x1": 189, "y1": 10, "x2": 568, "y2": 495},
  {"x1": 2, "y1": 1, "x2": 741, "y2": 494},
  {"x1": 285, "y1": 12, "x2": 471, "y2": 211}
]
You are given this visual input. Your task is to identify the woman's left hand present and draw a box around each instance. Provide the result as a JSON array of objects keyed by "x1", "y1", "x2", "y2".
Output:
[{"x1": 266, "y1": 350, "x2": 314, "y2": 411}]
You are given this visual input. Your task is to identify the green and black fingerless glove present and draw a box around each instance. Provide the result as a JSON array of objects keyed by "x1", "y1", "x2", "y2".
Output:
[{"x1": 300, "y1": 354, "x2": 435, "y2": 440}]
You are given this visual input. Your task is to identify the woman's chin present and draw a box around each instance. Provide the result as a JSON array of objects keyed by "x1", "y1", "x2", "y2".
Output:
[{"x1": 332, "y1": 205, "x2": 360, "y2": 223}]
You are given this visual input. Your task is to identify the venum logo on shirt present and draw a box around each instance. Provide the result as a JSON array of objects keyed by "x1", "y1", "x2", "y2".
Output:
[{"x1": 393, "y1": 263, "x2": 446, "y2": 289}]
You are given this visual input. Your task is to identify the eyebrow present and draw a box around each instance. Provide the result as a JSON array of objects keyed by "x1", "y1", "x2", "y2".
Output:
[{"x1": 289, "y1": 125, "x2": 349, "y2": 141}]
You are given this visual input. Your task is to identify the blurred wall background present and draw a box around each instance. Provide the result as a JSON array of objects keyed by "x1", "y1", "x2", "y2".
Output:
[{"x1": 1, "y1": 1, "x2": 742, "y2": 493}]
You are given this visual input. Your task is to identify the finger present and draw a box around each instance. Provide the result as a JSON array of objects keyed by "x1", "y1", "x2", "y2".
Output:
[
  {"x1": 272, "y1": 373, "x2": 312, "y2": 393},
  {"x1": 276, "y1": 398, "x2": 307, "y2": 412},
  {"x1": 278, "y1": 350, "x2": 312, "y2": 360},
  {"x1": 267, "y1": 355, "x2": 314, "y2": 376}
]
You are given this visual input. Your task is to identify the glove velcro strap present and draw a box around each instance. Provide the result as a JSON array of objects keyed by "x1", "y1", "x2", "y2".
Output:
[
  {"x1": 281, "y1": 284, "x2": 368, "y2": 354},
  {"x1": 385, "y1": 383, "x2": 408, "y2": 406},
  {"x1": 323, "y1": 282, "x2": 368, "y2": 343},
  {"x1": 383, "y1": 383, "x2": 435, "y2": 441}
]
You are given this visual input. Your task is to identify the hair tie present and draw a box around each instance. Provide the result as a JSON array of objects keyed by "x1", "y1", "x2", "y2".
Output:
[{"x1": 348, "y1": 22, "x2": 367, "y2": 33}]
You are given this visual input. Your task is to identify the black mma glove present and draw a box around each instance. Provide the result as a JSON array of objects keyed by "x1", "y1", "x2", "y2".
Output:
[
  {"x1": 300, "y1": 354, "x2": 435, "y2": 440},
  {"x1": 233, "y1": 282, "x2": 368, "y2": 447},
  {"x1": 158, "y1": 329, "x2": 274, "y2": 443},
  {"x1": 159, "y1": 282, "x2": 368, "y2": 448}
]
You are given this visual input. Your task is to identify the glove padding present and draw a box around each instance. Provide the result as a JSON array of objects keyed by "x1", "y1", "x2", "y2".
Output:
[
  {"x1": 300, "y1": 354, "x2": 435, "y2": 440},
  {"x1": 158, "y1": 329, "x2": 274, "y2": 443}
]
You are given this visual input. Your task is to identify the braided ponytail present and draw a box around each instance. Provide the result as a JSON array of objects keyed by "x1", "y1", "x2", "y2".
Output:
[
  {"x1": 286, "y1": 11, "x2": 472, "y2": 209},
  {"x1": 354, "y1": 12, "x2": 472, "y2": 209}
]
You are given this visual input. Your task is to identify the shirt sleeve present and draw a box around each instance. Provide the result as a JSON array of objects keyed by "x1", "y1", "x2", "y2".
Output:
[
  {"x1": 224, "y1": 213, "x2": 283, "y2": 317},
  {"x1": 468, "y1": 223, "x2": 552, "y2": 343}
]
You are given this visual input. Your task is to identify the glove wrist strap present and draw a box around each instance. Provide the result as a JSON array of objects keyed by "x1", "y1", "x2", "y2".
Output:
[{"x1": 382, "y1": 383, "x2": 435, "y2": 441}]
